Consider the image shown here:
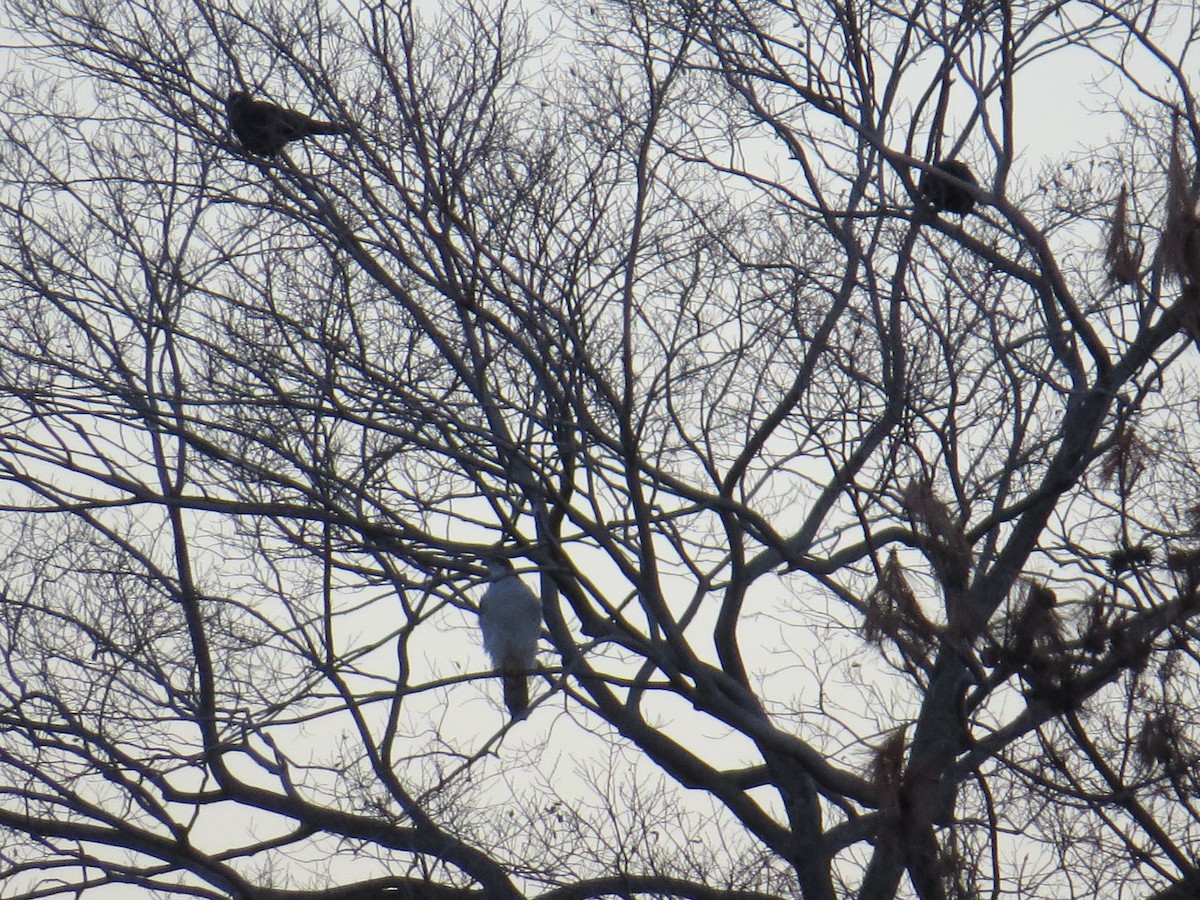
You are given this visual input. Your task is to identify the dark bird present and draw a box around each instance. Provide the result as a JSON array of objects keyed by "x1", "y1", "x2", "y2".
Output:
[
  {"x1": 919, "y1": 159, "x2": 978, "y2": 216},
  {"x1": 478, "y1": 556, "x2": 542, "y2": 718},
  {"x1": 225, "y1": 90, "x2": 349, "y2": 156}
]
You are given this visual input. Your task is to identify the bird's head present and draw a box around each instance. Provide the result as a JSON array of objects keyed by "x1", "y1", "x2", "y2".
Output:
[
  {"x1": 933, "y1": 159, "x2": 975, "y2": 184},
  {"x1": 481, "y1": 555, "x2": 516, "y2": 581}
]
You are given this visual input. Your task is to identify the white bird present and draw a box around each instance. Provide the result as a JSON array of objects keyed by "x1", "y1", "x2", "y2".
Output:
[{"x1": 478, "y1": 556, "x2": 542, "y2": 717}]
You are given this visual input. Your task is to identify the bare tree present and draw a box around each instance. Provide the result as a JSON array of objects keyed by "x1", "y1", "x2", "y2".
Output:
[{"x1": 0, "y1": 0, "x2": 1198, "y2": 897}]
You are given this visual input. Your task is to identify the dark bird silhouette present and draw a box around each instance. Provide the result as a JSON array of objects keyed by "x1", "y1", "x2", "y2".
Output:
[
  {"x1": 478, "y1": 556, "x2": 542, "y2": 718},
  {"x1": 919, "y1": 159, "x2": 978, "y2": 216},
  {"x1": 225, "y1": 90, "x2": 349, "y2": 156}
]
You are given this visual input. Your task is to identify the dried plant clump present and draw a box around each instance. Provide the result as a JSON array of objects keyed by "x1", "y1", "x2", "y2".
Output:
[
  {"x1": 1135, "y1": 708, "x2": 1197, "y2": 789},
  {"x1": 1105, "y1": 185, "x2": 1143, "y2": 286},
  {"x1": 1167, "y1": 546, "x2": 1200, "y2": 602},
  {"x1": 1160, "y1": 123, "x2": 1200, "y2": 284},
  {"x1": 1025, "y1": 583, "x2": 1060, "y2": 622},
  {"x1": 903, "y1": 479, "x2": 972, "y2": 595},
  {"x1": 935, "y1": 843, "x2": 982, "y2": 900},
  {"x1": 863, "y1": 550, "x2": 935, "y2": 651},
  {"x1": 1185, "y1": 502, "x2": 1200, "y2": 534},
  {"x1": 986, "y1": 581, "x2": 1063, "y2": 671},
  {"x1": 1080, "y1": 589, "x2": 1116, "y2": 655},
  {"x1": 869, "y1": 725, "x2": 909, "y2": 802},
  {"x1": 1166, "y1": 542, "x2": 1195, "y2": 578},
  {"x1": 985, "y1": 582, "x2": 1091, "y2": 710},
  {"x1": 1109, "y1": 543, "x2": 1155, "y2": 573},
  {"x1": 1166, "y1": 546, "x2": 1200, "y2": 572},
  {"x1": 1099, "y1": 427, "x2": 1153, "y2": 490}
]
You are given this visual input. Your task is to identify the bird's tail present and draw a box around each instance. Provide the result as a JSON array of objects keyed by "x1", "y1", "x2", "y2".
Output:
[
  {"x1": 502, "y1": 672, "x2": 529, "y2": 719},
  {"x1": 308, "y1": 120, "x2": 350, "y2": 136}
]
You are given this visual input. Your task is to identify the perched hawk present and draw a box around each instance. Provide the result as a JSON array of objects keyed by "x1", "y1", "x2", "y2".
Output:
[
  {"x1": 478, "y1": 557, "x2": 542, "y2": 718},
  {"x1": 225, "y1": 90, "x2": 349, "y2": 156},
  {"x1": 919, "y1": 159, "x2": 977, "y2": 216}
]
